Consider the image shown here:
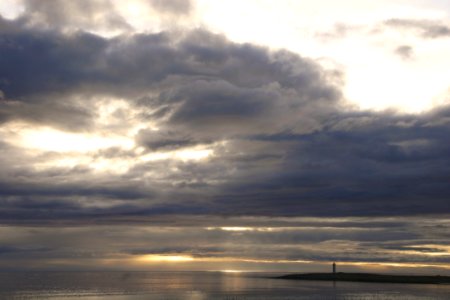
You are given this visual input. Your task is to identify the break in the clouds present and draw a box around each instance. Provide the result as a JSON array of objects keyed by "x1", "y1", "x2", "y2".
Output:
[{"x1": 0, "y1": 0, "x2": 450, "y2": 272}]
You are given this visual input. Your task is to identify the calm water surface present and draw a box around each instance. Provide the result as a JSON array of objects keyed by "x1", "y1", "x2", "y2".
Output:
[{"x1": 0, "y1": 271, "x2": 449, "y2": 299}]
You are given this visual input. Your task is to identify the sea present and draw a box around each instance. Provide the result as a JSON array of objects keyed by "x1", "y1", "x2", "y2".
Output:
[{"x1": 0, "y1": 271, "x2": 449, "y2": 300}]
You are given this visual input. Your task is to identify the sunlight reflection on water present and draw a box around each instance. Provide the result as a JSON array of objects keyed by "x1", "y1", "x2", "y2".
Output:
[{"x1": 0, "y1": 271, "x2": 449, "y2": 300}]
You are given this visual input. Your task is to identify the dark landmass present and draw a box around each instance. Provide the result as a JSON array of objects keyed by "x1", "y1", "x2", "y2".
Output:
[{"x1": 276, "y1": 273, "x2": 450, "y2": 284}]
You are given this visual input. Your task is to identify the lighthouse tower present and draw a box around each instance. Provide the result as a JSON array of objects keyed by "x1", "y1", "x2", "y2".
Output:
[{"x1": 333, "y1": 262, "x2": 336, "y2": 274}]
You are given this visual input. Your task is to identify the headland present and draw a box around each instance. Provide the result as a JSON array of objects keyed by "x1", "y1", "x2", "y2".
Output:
[{"x1": 276, "y1": 273, "x2": 450, "y2": 284}]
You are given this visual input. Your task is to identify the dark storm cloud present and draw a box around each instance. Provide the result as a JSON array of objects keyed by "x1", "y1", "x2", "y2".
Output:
[
  {"x1": 0, "y1": 26, "x2": 109, "y2": 100},
  {"x1": 0, "y1": 14, "x2": 449, "y2": 226},
  {"x1": 222, "y1": 110, "x2": 450, "y2": 216},
  {"x1": 384, "y1": 18, "x2": 450, "y2": 38}
]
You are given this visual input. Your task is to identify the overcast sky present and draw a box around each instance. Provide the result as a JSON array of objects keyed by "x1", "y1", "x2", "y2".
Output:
[{"x1": 0, "y1": 0, "x2": 449, "y2": 273}]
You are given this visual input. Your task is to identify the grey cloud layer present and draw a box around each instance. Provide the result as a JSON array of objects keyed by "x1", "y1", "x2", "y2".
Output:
[
  {"x1": 0, "y1": 216, "x2": 449, "y2": 271},
  {"x1": 0, "y1": 15, "x2": 450, "y2": 226}
]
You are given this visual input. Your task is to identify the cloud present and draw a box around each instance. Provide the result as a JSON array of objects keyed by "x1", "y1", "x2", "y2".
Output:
[
  {"x1": 0, "y1": 100, "x2": 94, "y2": 130},
  {"x1": 315, "y1": 23, "x2": 363, "y2": 41},
  {"x1": 0, "y1": 217, "x2": 449, "y2": 271},
  {"x1": 21, "y1": 0, "x2": 131, "y2": 33},
  {"x1": 204, "y1": 107, "x2": 450, "y2": 217},
  {"x1": 149, "y1": 0, "x2": 192, "y2": 15},
  {"x1": 14, "y1": 0, "x2": 195, "y2": 36},
  {"x1": 0, "y1": 17, "x2": 340, "y2": 134},
  {"x1": 318, "y1": 19, "x2": 450, "y2": 41},
  {"x1": 1, "y1": 1, "x2": 450, "y2": 274},
  {"x1": 384, "y1": 19, "x2": 450, "y2": 39},
  {"x1": 136, "y1": 129, "x2": 196, "y2": 150},
  {"x1": 0, "y1": 14, "x2": 449, "y2": 226},
  {"x1": 394, "y1": 45, "x2": 414, "y2": 60}
]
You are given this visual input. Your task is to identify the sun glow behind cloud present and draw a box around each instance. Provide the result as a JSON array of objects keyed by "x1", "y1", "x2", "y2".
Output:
[
  {"x1": 0, "y1": 96, "x2": 214, "y2": 174},
  {"x1": 13, "y1": 126, "x2": 214, "y2": 173},
  {"x1": 20, "y1": 127, "x2": 134, "y2": 153},
  {"x1": 138, "y1": 254, "x2": 195, "y2": 263},
  {"x1": 0, "y1": 0, "x2": 23, "y2": 19},
  {"x1": 195, "y1": 0, "x2": 450, "y2": 113}
]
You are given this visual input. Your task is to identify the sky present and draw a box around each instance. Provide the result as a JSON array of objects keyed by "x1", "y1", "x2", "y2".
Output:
[{"x1": 0, "y1": 0, "x2": 449, "y2": 274}]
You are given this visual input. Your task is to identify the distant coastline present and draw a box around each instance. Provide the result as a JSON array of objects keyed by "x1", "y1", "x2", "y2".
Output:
[{"x1": 276, "y1": 273, "x2": 450, "y2": 284}]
